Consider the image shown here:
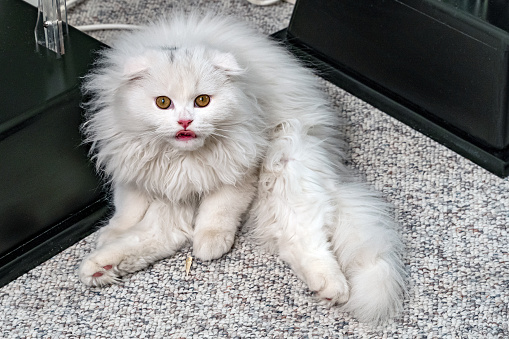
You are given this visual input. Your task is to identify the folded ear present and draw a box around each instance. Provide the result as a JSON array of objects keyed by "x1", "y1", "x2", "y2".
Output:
[
  {"x1": 211, "y1": 51, "x2": 244, "y2": 76},
  {"x1": 122, "y1": 50, "x2": 159, "y2": 79},
  {"x1": 124, "y1": 57, "x2": 149, "y2": 77}
]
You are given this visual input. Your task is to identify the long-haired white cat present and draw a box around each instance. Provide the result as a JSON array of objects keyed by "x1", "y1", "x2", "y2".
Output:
[{"x1": 78, "y1": 13, "x2": 406, "y2": 323}]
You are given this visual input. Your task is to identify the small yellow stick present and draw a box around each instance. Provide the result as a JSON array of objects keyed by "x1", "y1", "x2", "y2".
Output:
[{"x1": 185, "y1": 256, "x2": 193, "y2": 277}]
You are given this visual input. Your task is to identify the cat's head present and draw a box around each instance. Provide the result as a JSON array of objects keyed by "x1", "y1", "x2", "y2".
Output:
[{"x1": 112, "y1": 46, "x2": 248, "y2": 152}]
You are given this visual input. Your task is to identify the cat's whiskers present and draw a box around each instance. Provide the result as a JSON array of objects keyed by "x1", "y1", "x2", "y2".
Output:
[{"x1": 209, "y1": 132, "x2": 231, "y2": 141}]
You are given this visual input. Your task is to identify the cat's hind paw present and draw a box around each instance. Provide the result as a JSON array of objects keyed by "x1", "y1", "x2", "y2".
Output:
[
  {"x1": 304, "y1": 263, "x2": 350, "y2": 305},
  {"x1": 314, "y1": 276, "x2": 350, "y2": 305}
]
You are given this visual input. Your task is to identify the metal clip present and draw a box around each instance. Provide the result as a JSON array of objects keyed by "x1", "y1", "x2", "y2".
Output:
[{"x1": 35, "y1": 0, "x2": 68, "y2": 55}]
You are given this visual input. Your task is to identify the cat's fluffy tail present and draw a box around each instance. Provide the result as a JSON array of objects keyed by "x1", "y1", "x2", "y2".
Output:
[{"x1": 330, "y1": 181, "x2": 407, "y2": 324}]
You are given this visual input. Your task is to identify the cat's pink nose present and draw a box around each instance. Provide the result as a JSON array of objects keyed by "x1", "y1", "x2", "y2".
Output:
[{"x1": 178, "y1": 120, "x2": 193, "y2": 129}]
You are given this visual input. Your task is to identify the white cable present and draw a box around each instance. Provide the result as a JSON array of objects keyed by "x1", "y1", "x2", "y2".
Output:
[
  {"x1": 75, "y1": 24, "x2": 143, "y2": 32},
  {"x1": 66, "y1": 0, "x2": 82, "y2": 9},
  {"x1": 246, "y1": 0, "x2": 280, "y2": 5}
]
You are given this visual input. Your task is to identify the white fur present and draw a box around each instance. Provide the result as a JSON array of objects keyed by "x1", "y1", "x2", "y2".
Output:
[{"x1": 78, "y1": 13, "x2": 406, "y2": 323}]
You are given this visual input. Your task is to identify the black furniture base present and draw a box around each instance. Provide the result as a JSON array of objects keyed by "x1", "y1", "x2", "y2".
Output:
[
  {"x1": 0, "y1": 0, "x2": 108, "y2": 287},
  {"x1": 280, "y1": 0, "x2": 509, "y2": 177}
]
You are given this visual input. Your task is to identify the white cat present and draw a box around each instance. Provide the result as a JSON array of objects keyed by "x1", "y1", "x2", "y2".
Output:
[{"x1": 78, "y1": 13, "x2": 406, "y2": 323}]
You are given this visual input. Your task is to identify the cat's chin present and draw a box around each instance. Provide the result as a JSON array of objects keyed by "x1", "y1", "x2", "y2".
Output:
[{"x1": 172, "y1": 135, "x2": 205, "y2": 151}]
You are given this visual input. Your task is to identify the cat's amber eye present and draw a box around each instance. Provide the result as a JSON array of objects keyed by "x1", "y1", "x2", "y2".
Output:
[
  {"x1": 155, "y1": 96, "x2": 172, "y2": 109},
  {"x1": 195, "y1": 94, "x2": 210, "y2": 108}
]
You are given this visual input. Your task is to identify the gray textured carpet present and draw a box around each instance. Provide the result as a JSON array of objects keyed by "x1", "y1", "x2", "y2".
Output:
[{"x1": 2, "y1": 0, "x2": 508, "y2": 337}]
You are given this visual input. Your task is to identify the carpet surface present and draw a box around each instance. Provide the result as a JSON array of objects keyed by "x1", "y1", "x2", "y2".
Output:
[{"x1": 1, "y1": 0, "x2": 508, "y2": 337}]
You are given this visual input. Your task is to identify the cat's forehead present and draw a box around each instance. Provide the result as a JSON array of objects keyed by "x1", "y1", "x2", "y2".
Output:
[
  {"x1": 158, "y1": 46, "x2": 213, "y2": 66},
  {"x1": 156, "y1": 48, "x2": 225, "y2": 82},
  {"x1": 145, "y1": 47, "x2": 225, "y2": 94}
]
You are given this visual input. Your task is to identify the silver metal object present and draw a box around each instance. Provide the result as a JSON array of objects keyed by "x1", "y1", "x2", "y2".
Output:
[{"x1": 34, "y1": 0, "x2": 68, "y2": 55}]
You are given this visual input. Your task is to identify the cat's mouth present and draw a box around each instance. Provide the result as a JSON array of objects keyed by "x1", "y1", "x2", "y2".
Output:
[{"x1": 175, "y1": 130, "x2": 197, "y2": 140}]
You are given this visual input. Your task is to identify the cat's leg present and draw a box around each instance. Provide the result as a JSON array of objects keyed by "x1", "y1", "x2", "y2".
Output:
[
  {"x1": 79, "y1": 200, "x2": 192, "y2": 286},
  {"x1": 252, "y1": 185, "x2": 350, "y2": 303},
  {"x1": 192, "y1": 176, "x2": 257, "y2": 261},
  {"x1": 254, "y1": 128, "x2": 405, "y2": 322},
  {"x1": 329, "y1": 182, "x2": 406, "y2": 323},
  {"x1": 95, "y1": 183, "x2": 150, "y2": 248},
  {"x1": 251, "y1": 135, "x2": 350, "y2": 304}
]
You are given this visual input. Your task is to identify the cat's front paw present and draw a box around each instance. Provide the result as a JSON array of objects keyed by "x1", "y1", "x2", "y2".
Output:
[
  {"x1": 78, "y1": 253, "x2": 122, "y2": 287},
  {"x1": 193, "y1": 229, "x2": 235, "y2": 261}
]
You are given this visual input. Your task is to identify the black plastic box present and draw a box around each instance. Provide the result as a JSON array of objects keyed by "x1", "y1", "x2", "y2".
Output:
[
  {"x1": 0, "y1": 0, "x2": 107, "y2": 287},
  {"x1": 283, "y1": 0, "x2": 509, "y2": 176}
]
